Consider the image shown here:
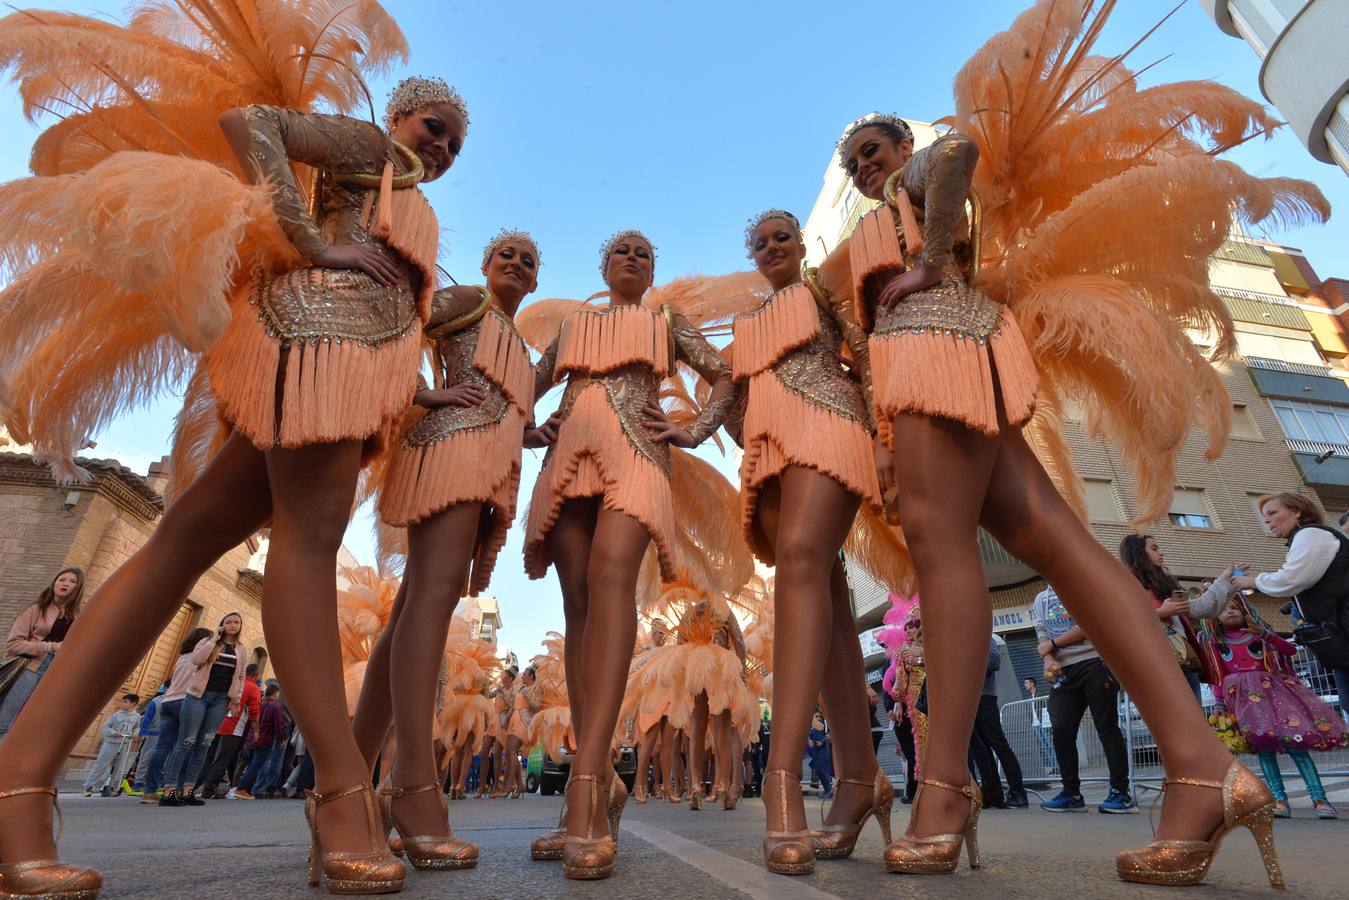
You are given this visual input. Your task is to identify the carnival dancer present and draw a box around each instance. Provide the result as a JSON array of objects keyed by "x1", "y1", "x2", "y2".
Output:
[
  {"x1": 486, "y1": 668, "x2": 518, "y2": 799},
  {"x1": 349, "y1": 229, "x2": 551, "y2": 869},
  {"x1": 0, "y1": 2, "x2": 466, "y2": 893},
  {"x1": 879, "y1": 597, "x2": 925, "y2": 803},
  {"x1": 519, "y1": 231, "x2": 737, "y2": 879},
  {"x1": 630, "y1": 621, "x2": 672, "y2": 803},
  {"x1": 431, "y1": 612, "x2": 500, "y2": 802},
  {"x1": 505, "y1": 667, "x2": 540, "y2": 800},
  {"x1": 731, "y1": 210, "x2": 897, "y2": 873},
  {"x1": 816, "y1": 0, "x2": 1327, "y2": 884}
]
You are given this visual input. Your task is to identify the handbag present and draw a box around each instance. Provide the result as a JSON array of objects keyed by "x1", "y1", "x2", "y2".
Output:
[
  {"x1": 0, "y1": 656, "x2": 27, "y2": 701},
  {"x1": 1163, "y1": 620, "x2": 1201, "y2": 670},
  {"x1": 1291, "y1": 598, "x2": 1349, "y2": 670}
]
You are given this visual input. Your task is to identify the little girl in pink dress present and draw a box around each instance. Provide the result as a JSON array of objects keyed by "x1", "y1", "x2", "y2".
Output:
[{"x1": 1207, "y1": 598, "x2": 1346, "y2": 819}]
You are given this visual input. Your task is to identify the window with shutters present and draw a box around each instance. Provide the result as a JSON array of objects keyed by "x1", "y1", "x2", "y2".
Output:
[
  {"x1": 1230, "y1": 404, "x2": 1262, "y2": 441},
  {"x1": 1083, "y1": 478, "x2": 1124, "y2": 523},
  {"x1": 1170, "y1": 488, "x2": 1216, "y2": 530}
]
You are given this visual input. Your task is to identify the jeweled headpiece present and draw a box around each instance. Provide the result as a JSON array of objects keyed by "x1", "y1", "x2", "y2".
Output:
[
  {"x1": 598, "y1": 230, "x2": 656, "y2": 276},
  {"x1": 836, "y1": 113, "x2": 913, "y2": 167},
  {"x1": 743, "y1": 208, "x2": 802, "y2": 259},
  {"x1": 384, "y1": 76, "x2": 470, "y2": 134},
  {"x1": 481, "y1": 228, "x2": 541, "y2": 274}
]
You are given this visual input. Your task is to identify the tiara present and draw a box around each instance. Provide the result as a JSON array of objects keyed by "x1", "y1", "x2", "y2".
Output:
[
  {"x1": 836, "y1": 113, "x2": 914, "y2": 167},
  {"x1": 743, "y1": 208, "x2": 801, "y2": 258},
  {"x1": 599, "y1": 230, "x2": 656, "y2": 276},
  {"x1": 481, "y1": 228, "x2": 541, "y2": 273},
  {"x1": 384, "y1": 76, "x2": 470, "y2": 134}
]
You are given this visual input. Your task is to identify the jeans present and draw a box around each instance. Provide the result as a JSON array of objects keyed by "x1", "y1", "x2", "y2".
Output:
[
  {"x1": 1332, "y1": 667, "x2": 1349, "y2": 727},
  {"x1": 238, "y1": 741, "x2": 286, "y2": 794},
  {"x1": 1033, "y1": 725, "x2": 1058, "y2": 771},
  {"x1": 160, "y1": 690, "x2": 231, "y2": 792},
  {"x1": 144, "y1": 699, "x2": 183, "y2": 794},
  {"x1": 1258, "y1": 749, "x2": 1327, "y2": 802},
  {"x1": 0, "y1": 653, "x2": 54, "y2": 739},
  {"x1": 971, "y1": 694, "x2": 1026, "y2": 801},
  {"x1": 1182, "y1": 669, "x2": 1204, "y2": 706},
  {"x1": 1048, "y1": 657, "x2": 1129, "y2": 795}
]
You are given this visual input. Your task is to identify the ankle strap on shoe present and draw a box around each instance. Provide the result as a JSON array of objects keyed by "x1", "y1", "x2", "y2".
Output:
[
  {"x1": 920, "y1": 778, "x2": 975, "y2": 799},
  {"x1": 389, "y1": 783, "x2": 441, "y2": 800},
  {"x1": 1163, "y1": 776, "x2": 1223, "y2": 790},
  {"x1": 312, "y1": 784, "x2": 369, "y2": 807}
]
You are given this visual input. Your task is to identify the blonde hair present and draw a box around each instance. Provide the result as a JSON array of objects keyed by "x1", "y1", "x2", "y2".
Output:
[{"x1": 1256, "y1": 492, "x2": 1322, "y2": 525}]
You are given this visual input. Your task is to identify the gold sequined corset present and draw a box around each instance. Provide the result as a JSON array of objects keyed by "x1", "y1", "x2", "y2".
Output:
[
  {"x1": 871, "y1": 262, "x2": 1006, "y2": 345},
  {"x1": 556, "y1": 365, "x2": 669, "y2": 475},
  {"x1": 403, "y1": 308, "x2": 514, "y2": 448},
  {"x1": 770, "y1": 306, "x2": 870, "y2": 425}
]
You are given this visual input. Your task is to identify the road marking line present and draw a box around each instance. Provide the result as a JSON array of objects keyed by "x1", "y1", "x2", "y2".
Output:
[{"x1": 622, "y1": 819, "x2": 840, "y2": 900}]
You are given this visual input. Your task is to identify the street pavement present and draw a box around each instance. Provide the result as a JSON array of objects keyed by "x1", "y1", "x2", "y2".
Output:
[{"x1": 49, "y1": 786, "x2": 1344, "y2": 898}]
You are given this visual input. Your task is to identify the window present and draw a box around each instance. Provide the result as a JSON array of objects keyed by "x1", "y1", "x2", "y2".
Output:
[
  {"x1": 1170, "y1": 488, "x2": 1216, "y2": 529},
  {"x1": 1235, "y1": 331, "x2": 1325, "y2": 366},
  {"x1": 1268, "y1": 399, "x2": 1349, "y2": 446},
  {"x1": 1230, "y1": 404, "x2": 1262, "y2": 440},
  {"x1": 1083, "y1": 478, "x2": 1123, "y2": 522}
]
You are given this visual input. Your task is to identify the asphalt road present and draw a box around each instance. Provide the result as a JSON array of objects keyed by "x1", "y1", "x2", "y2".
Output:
[{"x1": 49, "y1": 787, "x2": 1344, "y2": 898}]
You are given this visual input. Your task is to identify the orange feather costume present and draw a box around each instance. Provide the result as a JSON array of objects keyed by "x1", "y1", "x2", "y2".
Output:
[{"x1": 0, "y1": 1, "x2": 437, "y2": 480}]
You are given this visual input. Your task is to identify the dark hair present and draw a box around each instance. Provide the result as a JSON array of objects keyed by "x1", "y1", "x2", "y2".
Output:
[
  {"x1": 180, "y1": 627, "x2": 213, "y2": 655},
  {"x1": 34, "y1": 567, "x2": 86, "y2": 618},
  {"x1": 122, "y1": 693, "x2": 140, "y2": 704},
  {"x1": 1119, "y1": 534, "x2": 1180, "y2": 600},
  {"x1": 264, "y1": 684, "x2": 280, "y2": 698},
  {"x1": 523, "y1": 666, "x2": 536, "y2": 679},
  {"x1": 245, "y1": 663, "x2": 259, "y2": 676}
]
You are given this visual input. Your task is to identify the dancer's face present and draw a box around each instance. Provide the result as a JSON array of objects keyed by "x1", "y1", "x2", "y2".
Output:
[
  {"x1": 604, "y1": 237, "x2": 655, "y2": 302},
  {"x1": 1145, "y1": 537, "x2": 1164, "y2": 568},
  {"x1": 52, "y1": 571, "x2": 80, "y2": 601},
  {"x1": 391, "y1": 101, "x2": 466, "y2": 182},
  {"x1": 750, "y1": 218, "x2": 805, "y2": 292},
  {"x1": 1261, "y1": 500, "x2": 1301, "y2": 539},
  {"x1": 485, "y1": 240, "x2": 539, "y2": 310},
  {"x1": 842, "y1": 126, "x2": 914, "y2": 201}
]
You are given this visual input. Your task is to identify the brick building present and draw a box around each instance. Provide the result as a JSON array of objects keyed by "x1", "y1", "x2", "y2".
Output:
[{"x1": 0, "y1": 451, "x2": 265, "y2": 771}]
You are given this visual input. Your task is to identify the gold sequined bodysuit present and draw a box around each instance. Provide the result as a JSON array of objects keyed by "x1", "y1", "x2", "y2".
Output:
[
  {"x1": 523, "y1": 303, "x2": 735, "y2": 581},
  {"x1": 732, "y1": 281, "x2": 882, "y2": 563},
  {"x1": 205, "y1": 106, "x2": 439, "y2": 454}
]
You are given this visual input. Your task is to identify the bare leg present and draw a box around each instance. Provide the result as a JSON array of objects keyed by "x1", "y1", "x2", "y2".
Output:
[
  {"x1": 886, "y1": 413, "x2": 1000, "y2": 838},
  {"x1": 547, "y1": 499, "x2": 599, "y2": 744},
  {"x1": 690, "y1": 692, "x2": 710, "y2": 803},
  {"x1": 352, "y1": 581, "x2": 409, "y2": 771},
  {"x1": 711, "y1": 710, "x2": 733, "y2": 795},
  {"x1": 0, "y1": 433, "x2": 271, "y2": 861},
  {"x1": 660, "y1": 719, "x2": 678, "y2": 797},
  {"x1": 635, "y1": 723, "x2": 658, "y2": 798},
  {"x1": 504, "y1": 736, "x2": 523, "y2": 794},
  {"x1": 263, "y1": 439, "x2": 377, "y2": 854},
  {"x1": 381, "y1": 502, "x2": 481, "y2": 834},
  {"x1": 563, "y1": 509, "x2": 647, "y2": 839},
  {"x1": 477, "y1": 736, "x2": 497, "y2": 796},
  {"x1": 979, "y1": 431, "x2": 1231, "y2": 839},
  {"x1": 820, "y1": 556, "x2": 882, "y2": 825},
  {"x1": 759, "y1": 468, "x2": 861, "y2": 833}
]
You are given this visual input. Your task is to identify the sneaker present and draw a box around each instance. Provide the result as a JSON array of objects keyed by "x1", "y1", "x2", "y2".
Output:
[
  {"x1": 1314, "y1": 800, "x2": 1338, "y2": 820},
  {"x1": 1040, "y1": 791, "x2": 1087, "y2": 812},
  {"x1": 158, "y1": 791, "x2": 183, "y2": 807},
  {"x1": 1005, "y1": 792, "x2": 1030, "y2": 809},
  {"x1": 1098, "y1": 788, "x2": 1139, "y2": 814},
  {"x1": 1274, "y1": 799, "x2": 1292, "y2": 818},
  {"x1": 82, "y1": 788, "x2": 92, "y2": 797},
  {"x1": 181, "y1": 790, "x2": 205, "y2": 807},
  {"x1": 232, "y1": 789, "x2": 255, "y2": 800},
  {"x1": 139, "y1": 791, "x2": 159, "y2": 804},
  {"x1": 100, "y1": 786, "x2": 112, "y2": 798}
]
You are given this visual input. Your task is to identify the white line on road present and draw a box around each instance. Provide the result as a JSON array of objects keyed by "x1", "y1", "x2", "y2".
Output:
[{"x1": 622, "y1": 819, "x2": 842, "y2": 900}]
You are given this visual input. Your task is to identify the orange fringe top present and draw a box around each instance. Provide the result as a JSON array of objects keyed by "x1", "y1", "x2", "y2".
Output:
[
  {"x1": 473, "y1": 311, "x2": 535, "y2": 415},
  {"x1": 731, "y1": 286, "x2": 821, "y2": 378},
  {"x1": 555, "y1": 304, "x2": 672, "y2": 378},
  {"x1": 849, "y1": 205, "x2": 907, "y2": 331}
]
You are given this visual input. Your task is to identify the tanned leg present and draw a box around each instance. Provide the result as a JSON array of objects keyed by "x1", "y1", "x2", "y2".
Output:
[
  {"x1": 760, "y1": 468, "x2": 861, "y2": 833},
  {"x1": 504, "y1": 736, "x2": 523, "y2": 795},
  {"x1": 820, "y1": 556, "x2": 882, "y2": 825},
  {"x1": 660, "y1": 719, "x2": 678, "y2": 798},
  {"x1": 563, "y1": 509, "x2": 647, "y2": 839},
  {"x1": 690, "y1": 693, "x2": 710, "y2": 802},
  {"x1": 0, "y1": 434, "x2": 271, "y2": 861},
  {"x1": 547, "y1": 499, "x2": 599, "y2": 744},
  {"x1": 477, "y1": 736, "x2": 496, "y2": 796},
  {"x1": 979, "y1": 431, "x2": 1231, "y2": 840},
  {"x1": 383, "y1": 502, "x2": 482, "y2": 835},
  {"x1": 635, "y1": 723, "x2": 658, "y2": 798},
  {"x1": 885, "y1": 413, "x2": 1000, "y2": 839},
  {"x1": 352, "y1": 580, "x2": 409, "y2": 771},
  {"x1": 263, "y1": 439, "x2": 375, "y2": 854}
]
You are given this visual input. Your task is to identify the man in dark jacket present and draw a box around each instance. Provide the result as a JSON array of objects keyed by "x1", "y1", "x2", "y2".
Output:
[{"x1": 968, "y1": 639, "x2": 1028, "y2": 808}]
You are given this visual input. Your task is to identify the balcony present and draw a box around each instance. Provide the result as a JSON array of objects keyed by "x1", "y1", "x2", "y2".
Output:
[
  {"x1": 1287, "y1": 439, "x2": 1349, "y2": 502},
  {"x1": 1220, "y1": 293, "x2": 1311, "y2": 330},
  {"x1": 1245, "y1": 356, "x2": 1349, "y2": 404}
]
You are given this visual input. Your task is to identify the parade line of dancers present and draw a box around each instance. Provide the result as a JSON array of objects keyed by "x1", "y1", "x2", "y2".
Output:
[{"x1": 0, "y1": 0, "x2": 1334, "y2": 895}]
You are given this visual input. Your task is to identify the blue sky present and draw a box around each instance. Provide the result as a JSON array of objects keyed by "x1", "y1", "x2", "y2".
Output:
[{"x1": 2, "y1": 1, "x2": 1346, "y2": 659}]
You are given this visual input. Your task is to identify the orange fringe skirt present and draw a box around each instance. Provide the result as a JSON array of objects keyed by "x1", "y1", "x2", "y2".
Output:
[
  {"x1": 870, "y1": 309, "x2": 1038, "y2": 447},
  {"x1": 523, "y1": 382, "x2": 675, "y2": 581},
  {"x1": 739, "y1": 371, "x2": 881, "y2": 564}
]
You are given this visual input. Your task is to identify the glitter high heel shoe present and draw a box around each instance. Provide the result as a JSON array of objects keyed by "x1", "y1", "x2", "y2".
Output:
[
  {"x1": 0, "y1": 787, "x2": 103, "y2": 899},
  {"x1": 376, "y1": 781, "x2": 404, "y2": 859},
  {"x1": 304, "y1": 784, "x2": 406, "y2": 894},
  {"x1": 607, "y1": 771, "x2": 629, "y2": 849},
  {"x1": 688, "y1": 785, "x2": 703, "y2": 811},
  {"x1": 388, "y1": 784, "x2": 478, "y2": 871},
  {"x1": 1116, "y1": 760, "x2": 1284, "y2": 889},
  {"x1": 724, "y1": 783, "x2": 742, "y2": 811},
  {"x1": 812, "y1": 769, "x2": 895, "y2": 860},
  {"x1": 530, "y1": 794, "x2": 567, "y2": 861},
  {"x1": 883, "y1": 777, "x2": 981, "y2": 875},
  {"x1": 761, "y1": 770, "x2": 815, "y2": 876},
  {"x1": 562, "y1": 774, "x2": 616, "y2": 880}
]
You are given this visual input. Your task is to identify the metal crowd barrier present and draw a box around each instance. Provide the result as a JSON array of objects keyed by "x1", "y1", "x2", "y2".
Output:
[{"x1": 999, "y1": 649, "x2": 1349, "y2": 801}]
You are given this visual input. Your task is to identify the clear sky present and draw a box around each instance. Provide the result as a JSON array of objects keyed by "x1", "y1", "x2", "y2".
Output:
[{"x1": 2, "y1": 1, "x2": 1345, "y2": 660}]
